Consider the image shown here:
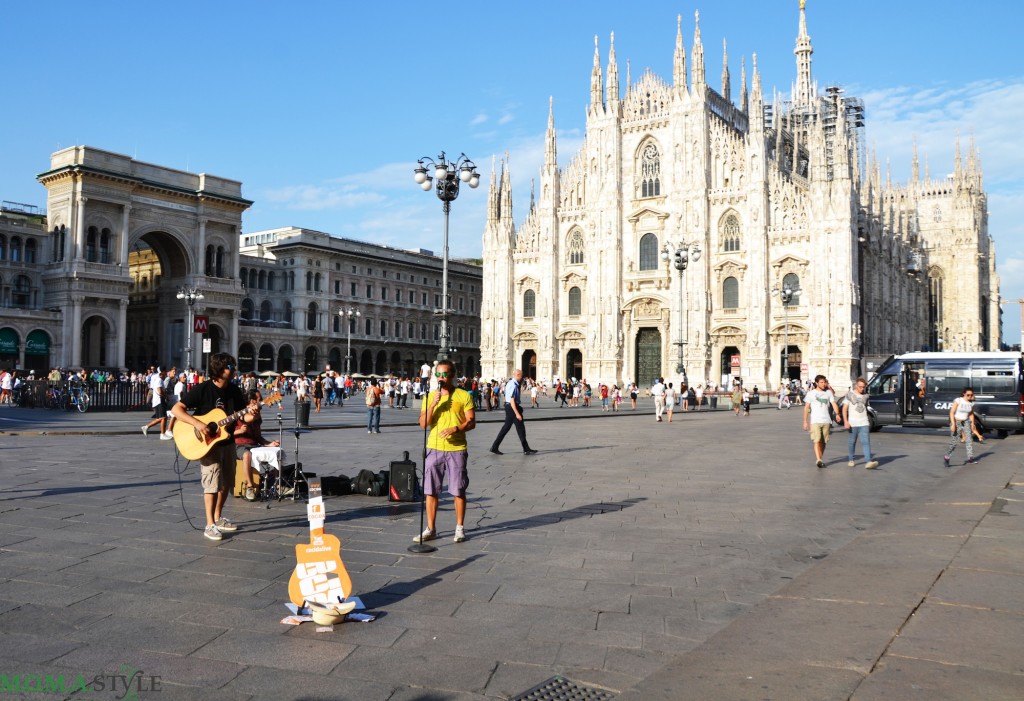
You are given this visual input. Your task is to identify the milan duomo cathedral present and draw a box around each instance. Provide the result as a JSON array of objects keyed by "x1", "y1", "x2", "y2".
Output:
[{"x1": 480, "y1": 2, "x2": 1000, "y2": 390}]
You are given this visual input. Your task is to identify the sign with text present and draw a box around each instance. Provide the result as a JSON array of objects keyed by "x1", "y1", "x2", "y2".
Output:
[{"x1": 193, "y1": 315, "x2": 209, "y2": 333}]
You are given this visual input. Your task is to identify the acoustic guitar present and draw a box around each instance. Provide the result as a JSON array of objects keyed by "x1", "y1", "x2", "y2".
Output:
[{"x1": 172, "y1": 392, "x2": 282, "y2": 461}]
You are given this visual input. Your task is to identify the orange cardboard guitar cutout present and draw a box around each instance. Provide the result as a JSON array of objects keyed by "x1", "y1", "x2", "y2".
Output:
[{"x1": 287, "y1": 530, "x2": 353, "y2": 607}]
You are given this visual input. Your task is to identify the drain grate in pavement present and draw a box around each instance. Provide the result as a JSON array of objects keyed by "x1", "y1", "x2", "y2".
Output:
[{"x1": 511, "y1": 676, "x2": 617, "y2": 701}]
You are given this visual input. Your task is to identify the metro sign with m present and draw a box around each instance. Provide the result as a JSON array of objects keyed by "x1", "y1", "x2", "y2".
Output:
[{"x1": 193, "y1": 315, "x2": 209, "y2": 334}]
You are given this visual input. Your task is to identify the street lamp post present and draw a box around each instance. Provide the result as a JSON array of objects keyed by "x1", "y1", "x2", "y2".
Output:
[
  {"x1": 661, "y1": 241, "x2": 702, "y2": 384},
  {"x1": 176, "y1": 286, "x2": 204, "y2": 371},
  {"x1": 339, "y1": 308, "x2": 360, "y2": 376},
  {"x1": 772, "y1": 284, "x2": 800, "y2": 384},
  {"x1": 414, "y1": 152, "x2": 480, "y2": 363}
]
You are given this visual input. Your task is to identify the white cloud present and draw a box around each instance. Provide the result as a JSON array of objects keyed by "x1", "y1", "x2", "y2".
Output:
[{"x1": 470, "y1": 113, "x2": 488, "y2": 126}]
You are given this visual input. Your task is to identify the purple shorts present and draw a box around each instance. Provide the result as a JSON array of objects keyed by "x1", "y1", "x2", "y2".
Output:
[{"x1": 424, "y1": 449, "x2": 469, "y2": 498}]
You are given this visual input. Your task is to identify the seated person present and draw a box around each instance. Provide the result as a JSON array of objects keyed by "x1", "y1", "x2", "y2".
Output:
[{"x1": 234, "y1": 390, "x2": 281, "y2": 501}]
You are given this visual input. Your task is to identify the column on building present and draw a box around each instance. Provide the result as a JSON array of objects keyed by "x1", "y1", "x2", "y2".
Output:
[
  {"x1": 119, "y1": 204, "x2": 131, "y2": 266},
  {"x1": 70, "y1": 296, "x2": 83, "y2": 367},
  {"x1": 117, "y1": 299, "x2": 128, "y2": 369}
]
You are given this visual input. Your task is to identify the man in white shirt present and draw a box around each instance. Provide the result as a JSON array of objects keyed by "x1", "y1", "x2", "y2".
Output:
[
  {"x1": 803, "y1": 374, "x2": 840, "y2": 468},
  {"x1": 143, "y1": 369, "x2": 170, "y2": 438},
  {"x1": 651, "y1": 377, "x2": 667, "y2": 422}
]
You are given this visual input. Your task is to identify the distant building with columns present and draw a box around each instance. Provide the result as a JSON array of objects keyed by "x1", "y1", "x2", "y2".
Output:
[{"x1": 0, "y1": 146, "x2": 482, "y2": 375}]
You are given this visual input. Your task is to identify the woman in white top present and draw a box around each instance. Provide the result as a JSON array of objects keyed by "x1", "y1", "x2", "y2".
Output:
[
  {"x1": 944, "y1": 387, "x2": 979, "y2": 466},
  {"x1": 664, "y1": 383, "x2": 676, "y2": 422}
]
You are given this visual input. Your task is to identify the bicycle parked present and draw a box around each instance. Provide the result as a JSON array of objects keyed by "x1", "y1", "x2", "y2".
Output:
[{"x1": 66, "y1": 383, "x2": 90, "y2": 412}]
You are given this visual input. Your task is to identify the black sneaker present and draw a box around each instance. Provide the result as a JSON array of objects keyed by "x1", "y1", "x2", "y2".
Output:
[
  {"x1": 524, "y1": 448, "x2": 538, "y2": 455},
  {"x1": 816, "y1": 460, "x2": 825, "y2": 468}
]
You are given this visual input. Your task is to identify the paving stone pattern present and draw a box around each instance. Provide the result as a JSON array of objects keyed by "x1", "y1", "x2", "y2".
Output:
[{"x1": 0, "y1": 400, "x2": 1021, "y2": 700}]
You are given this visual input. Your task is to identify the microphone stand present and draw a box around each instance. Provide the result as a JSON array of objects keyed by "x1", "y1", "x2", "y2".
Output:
[
  {"x1": 267, "y1": 412, "x2": 285, "y2": 510},
  {"x1": 408, "y1": 389, "x2": 437, "y2": 554}
]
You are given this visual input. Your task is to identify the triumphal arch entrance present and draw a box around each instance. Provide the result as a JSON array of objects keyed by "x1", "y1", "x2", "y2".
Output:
[{"x1": 37, "y1": 146, "x2": 251, "y2": 370}]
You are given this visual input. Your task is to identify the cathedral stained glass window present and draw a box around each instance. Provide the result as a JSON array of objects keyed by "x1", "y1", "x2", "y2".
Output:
[
  {"x1": 639, "y1": 233, "x2": 659, "y2": 271},
  {"x1": 523, "y1": 289, "x2": 536, "y2": 318},
  {"x1": 722, "y1": 214, "x2": 741, "y2": 252},
  {"x1": 723, "y1": 276, "x2": 739, "y2": 309},
  {"x1": 568, "y1": 287, "x2": 581, "y2": 316},
  {"x1": 640, "y1": 143, "x2": 661, "y2": 198},
  {"x1": 567, "y1": 231, "x2": 584, "y2": 265}
]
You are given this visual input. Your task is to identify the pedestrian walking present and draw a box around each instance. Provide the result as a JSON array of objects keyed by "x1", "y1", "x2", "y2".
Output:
[
  {"x1": 652, "y1": 377, "x2": 666, "y2": 422},
  {"x1": 944, "y1": 387, "x2": 980, "y2": 467},
  {"x1": 665, "y1": 382, "x2": 676, "y2": 422},
  {"x1": 803, "y1": 374, "x2": 840, "y2": 468},
  {"x1": 843, "y1": 377, "x2": 878, "y2": 469},
  {"x1": 489, "y1": 369, "x2": 537, "y2": 455}
]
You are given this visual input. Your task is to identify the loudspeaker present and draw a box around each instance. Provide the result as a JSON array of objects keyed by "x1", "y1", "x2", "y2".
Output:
[{"x1": 388, "y1": 454, "x2": 418, "y2": 502}]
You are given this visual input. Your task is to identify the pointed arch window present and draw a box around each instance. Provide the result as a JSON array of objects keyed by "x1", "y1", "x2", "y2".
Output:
[
  {"x1": 640, "y1": 143, "x2": 662, "y2": 198},
  {"x1": 721, "y1": 214, "x2": 741, "y2": 252},
  {"x1": 567, "y1": 231, "x2": 585, "y2": 265},
  {"x1": 723, "y1": 276, "x2": 739, "y2": 309},
  {"x1": 639, "y1": 233, "x2": 659, "y2": 271},
  {"x1": 568, "y1": 287, "x2": 582, "y2": 316},
  {"x1": 523, "y1": 289, "x2": 536, "y2": 318}
]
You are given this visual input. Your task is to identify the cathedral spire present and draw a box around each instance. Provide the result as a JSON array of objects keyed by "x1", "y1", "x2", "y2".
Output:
[
  {"x1": 673, "y1": 14, "x2": 687, "y2": 94},
  {"x1": 606, "y1": 32, "x2": 620, "y2": 108},
  {"x1": 487, "y1": 155, "x2": 499, "y2": 225},
  {"x1": 954, "y1": 130, "x2": 963, "y2": 182},
  {"x1": 545, "y1": 96, "x2": 557, "y2": 170},
  {"x1": 794, "y1": 0, "x2": 814, "y2": 107},
  {"x1": 590, "y1": 35, "x2": 603, "y2": 115},
  {"x1": 739, "y1": 55, "x2": 748, "y2": 113},
  {"x1": 626, "y1": 59, "x2": 631, "y2": 94},
  {"x1": 691, "y1": 10, "x2": 705, "y2": 86},
  {"x1": 967, "y1": 131, "x2": 978, "y2": 182},
  {"x1": 721, "y1": 39, "x2": 731, "y2": 102},
  {"x1": 750, "y1": 53, "x2": 762, "y2": 106},
  {"x1": 501, "y1": 151, "x2": 512, "y2": 222},
  {"x1": 529, "y1": 178, "x2": 535, "y2": 213},
  {"x1": 912, "y1": 137, "x2": 920, "y2": 182}
]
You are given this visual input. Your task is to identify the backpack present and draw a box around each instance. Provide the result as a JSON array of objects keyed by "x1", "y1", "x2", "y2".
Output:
[
  {"x1": 365, "y1": 386, "x2": 377, "y2": 407},
  {"x1": 354, "y1": 469, "x2": 377, "y2": 495},
  {"x1": 321, "y1": 474, "x2": 352, "y2": 496}
]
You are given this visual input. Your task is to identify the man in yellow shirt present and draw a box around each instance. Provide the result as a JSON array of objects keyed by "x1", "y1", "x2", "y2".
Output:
[{"x1": 414, "y1": 359, "x2": 476, "y2": 544}]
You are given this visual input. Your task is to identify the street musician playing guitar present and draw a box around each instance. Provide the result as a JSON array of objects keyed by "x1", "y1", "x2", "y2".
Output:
[{"x1": 171, "y1": 352, "x2": 255, "y2": 541}]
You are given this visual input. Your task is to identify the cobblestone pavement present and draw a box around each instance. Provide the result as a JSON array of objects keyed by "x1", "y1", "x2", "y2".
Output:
[{"x1": 0, "y1": 401, "x2": 1020, "y2": 700}]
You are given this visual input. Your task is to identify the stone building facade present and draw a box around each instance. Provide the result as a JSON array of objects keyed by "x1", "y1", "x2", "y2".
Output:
[
  {"x1": 0, "y1": 148, "x2": 482, "y2": 376},
  {"x1": 238, "y1": 227, "x2": 482, "y2": 377},
  {"x1": 480, "y1": 4, "x2": 999, "y2": 390}
]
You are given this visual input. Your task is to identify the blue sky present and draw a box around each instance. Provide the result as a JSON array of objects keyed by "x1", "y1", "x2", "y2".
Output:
[{"x1": 3, "y1": 1, "x2": 1022, "y2": 342}]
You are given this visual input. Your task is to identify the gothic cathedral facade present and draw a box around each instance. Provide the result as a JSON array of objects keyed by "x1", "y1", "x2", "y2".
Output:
[{"x1": 480, "y1": 4, "x2": 999, "y2": 390}]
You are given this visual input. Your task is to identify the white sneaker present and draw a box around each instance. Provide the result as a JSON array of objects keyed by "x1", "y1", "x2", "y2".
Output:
[
  {"x1": 453, "y1": 526, "x2": 466, "y2": 543},
  {"x1": 413, "y1": 528, "x2": 436, "y2": 543},
  {"x1": 141, "y1": 425, "x2": 149, "y2": 436},
  {"x1": 163, "y1": 430, "x2": 173, "y2": 437},
  {"x1": 160, "y1": 433, "x2": 173, "y2": 441}
]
